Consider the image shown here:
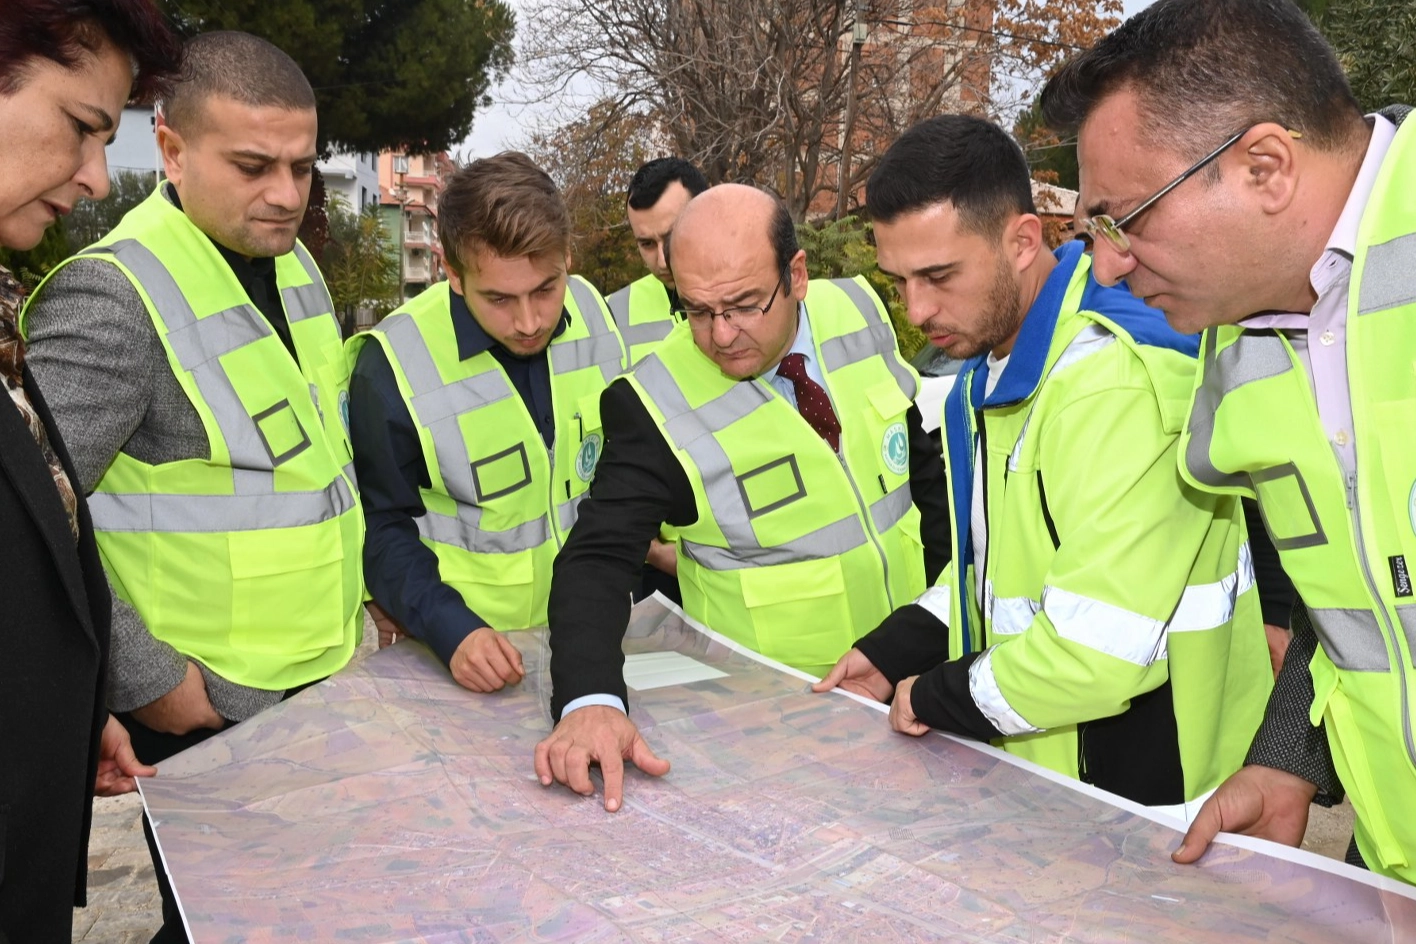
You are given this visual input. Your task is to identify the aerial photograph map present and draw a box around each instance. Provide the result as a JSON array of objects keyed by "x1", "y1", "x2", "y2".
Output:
[{"x1": 142, "y1": 597, "x2": 1416, "y2": 943}]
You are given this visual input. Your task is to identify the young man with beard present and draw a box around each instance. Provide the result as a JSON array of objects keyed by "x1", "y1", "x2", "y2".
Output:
[{"x1": 815, "y1": 115, "x2": 1272, "y2": 816}]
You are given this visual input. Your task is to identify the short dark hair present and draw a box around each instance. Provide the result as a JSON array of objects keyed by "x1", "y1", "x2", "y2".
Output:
[
  {"x1": 1040, "y1": 0, "x2": 1365, "y2": 157},
  {"x1": 626, "y1": 157, "x2": 709, "y2": 210},
  {"x1": 866, "y1": 114, "x2": 1036, "y2": 237},
  {"x1": 768, "y1": 197, "x2": 798, "y2": 281},
  {"x1": 0, "y1": 0, "x2": 181, "y2": 104},
  {"x1": 438, "y1": 151, "x2": 570, "y2": 276},
  {"x1": 163, "y1": 31, "x2": 315, "y2": 135}
]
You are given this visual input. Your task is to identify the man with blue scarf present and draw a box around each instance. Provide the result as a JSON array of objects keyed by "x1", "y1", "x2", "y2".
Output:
[{"x1": 815, "y1": 115, "x2": 1272, "y2": 814}]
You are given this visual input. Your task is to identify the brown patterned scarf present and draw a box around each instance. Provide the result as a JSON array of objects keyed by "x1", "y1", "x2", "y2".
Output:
[{"x1": 0, "y1": 266, "x2": 79, "y2": 542}]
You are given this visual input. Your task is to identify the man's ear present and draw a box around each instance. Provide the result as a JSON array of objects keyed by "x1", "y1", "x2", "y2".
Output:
[
  {"x1": 1239, "y1": 123, "x2": 1301, "y2": 216},
  {"x1": 789, "y1": 248, "x2": 809, "y2": 302},
  {"x1": 1007, "y1": 213, "x2": 1045, "y2": 274},
  {"x1": 156, "y1": 123, "x2": 186, "y2": 186}
]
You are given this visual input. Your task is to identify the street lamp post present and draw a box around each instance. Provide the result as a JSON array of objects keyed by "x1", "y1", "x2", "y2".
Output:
[
  {"x1": 393, "y1": 154, "x2": 410, "y2": 303},
  {"x1": 836, "y1": 1, "x2": 868, "y2": 220}
]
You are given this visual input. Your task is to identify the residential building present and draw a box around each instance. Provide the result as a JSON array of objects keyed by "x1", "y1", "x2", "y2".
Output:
[
  {"x1": 379, "y1": 151, "x2": 454, "y2": 299},
  {"x1": 107, "y1": 106, "x2": 163, "y2": 181},
  {"x1": 319, "y1": 151, "x2": 382, "y2": 212}
]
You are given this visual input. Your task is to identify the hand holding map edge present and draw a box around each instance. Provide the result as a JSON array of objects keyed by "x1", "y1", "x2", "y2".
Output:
[
  {"x1": 812, "y1": 647, "x2": 895, "y2": 703},
  {"x1": 889, "y1": 675, "x2": 931, "y2": 736},
  {"x1": 1173, "y1": 764, "x2": 1317, "y2": 864},
  {"x1": 534, "y1": 705, "x2": 671, "y2": 811}
]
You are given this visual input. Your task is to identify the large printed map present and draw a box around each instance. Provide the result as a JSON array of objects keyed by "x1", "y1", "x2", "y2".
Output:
[{"x1": 142, "y1": 597, "x2": 1416, "y2": 943}]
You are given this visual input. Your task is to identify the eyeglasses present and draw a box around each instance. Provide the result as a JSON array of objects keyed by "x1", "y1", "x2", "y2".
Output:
[
  {"x1": 673, "y1": 273, "x2": 787, "y2": 328},
  {"x1": 1077, "y1": 127, "x2": 1302, "y2": 254}
]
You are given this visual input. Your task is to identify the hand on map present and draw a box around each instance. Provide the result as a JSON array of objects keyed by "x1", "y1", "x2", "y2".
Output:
[
  {"x1": 811, "y1": 648, "x2": 894, "y2": 702},
  {"x1": 94, "y1": 714, "x2": 157, "y2": 797},
  {"x1": 534, "y1": 705, "x2": 671, "y2": 812},
  {"x1": 450, "y1": 627, "x2": 525, "y2": 692},
  {"x1": 1172, "y1": 764, "x2": 1318, "y2": 864},
  {"x1": 888, "y1": 676, "x2": 930, "y2": 736},
  {"x1": 367, "y1": 600, "x2": 408, "y2": 648},
  {"x1": 130, "y1": 660, "x2": 225, "y2": 735}
]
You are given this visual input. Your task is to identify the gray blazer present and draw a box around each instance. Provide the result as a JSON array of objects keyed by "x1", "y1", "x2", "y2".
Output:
[{"x1": 24, "y1": 257, "x2": 284, "y2": 721}]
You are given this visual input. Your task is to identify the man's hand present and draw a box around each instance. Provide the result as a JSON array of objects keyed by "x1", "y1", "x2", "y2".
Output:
[
  {"x1": 367, "y1": 600, "x2": 408, "y2": 648},
  {"x1": 1172, "y1": 764, "x2": 1318, "y2": 864},
  {"x1": 811, "y1": 648, "x2": 894, "y2": 703},
  {"x1": 646, "y1": 537, "x2": 678, "y2": 577},
  {"x1": 1264, "y1": 623, "x2": 1293, "y2": 678},
  {"x1": 888, "y1": 675, "x2": 931, "y2": 736},
  {"x1": 534, "y1": 705, "x2": 671, "y2": 812},
  {"x1": 129, "y1": 661, "x2": 224, "y2": 736},
  {"x1": 94, "y1": 715, "x2": 157, "y2": 797},
  {"x1": 450, "y1": 627, "x2": 525, "y2": 692}
]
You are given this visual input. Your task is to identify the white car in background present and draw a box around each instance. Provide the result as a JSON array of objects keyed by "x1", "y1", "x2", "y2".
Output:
[{"x1": 910, "y1": 343, "x2": 962, "y2": 434}]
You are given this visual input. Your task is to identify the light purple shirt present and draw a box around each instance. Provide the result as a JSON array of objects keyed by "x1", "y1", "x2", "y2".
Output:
[{"x1": 1237, "y1": 115, "x2": 1397, "y2": 482}]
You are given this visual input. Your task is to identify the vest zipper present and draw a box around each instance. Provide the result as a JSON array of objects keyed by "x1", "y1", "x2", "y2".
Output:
[{"x1": 1343, "y1": 465, "x2": 1416, "y2": 769}]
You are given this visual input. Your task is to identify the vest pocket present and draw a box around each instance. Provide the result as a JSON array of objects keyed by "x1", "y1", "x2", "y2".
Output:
[
  {"x1": 229, "y1": 526, "x2": 347, "y2": 657},
  {"x1": 1252, "y1": 463, "x2": 1327, "y2": 551},
  {"x1": 441, "y1": 547, "x2": 537, "y2": 630},
  {"x1": 738, "y1": 555, "x2": 853, "y2": 673}
]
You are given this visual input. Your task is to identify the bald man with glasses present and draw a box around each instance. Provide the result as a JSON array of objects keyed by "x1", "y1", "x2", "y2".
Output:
[{"x1": 533, "y1": 183, "x2": 951, "y2": 812}]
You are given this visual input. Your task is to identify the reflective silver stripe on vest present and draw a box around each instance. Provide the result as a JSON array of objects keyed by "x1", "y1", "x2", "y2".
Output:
[
  {"x1": 1309, "y1": 606, "x2": 1391, "y2": 672},
  {"x1": 558, "y1": 495, "x2": 583, "y2": 533},
  {"x1": 623, "y1": 319, "x2": 675, "y2": 349},
  {"x1": 634, "y1": 353, "x2": 870, "y2": 570},
  {"x1": 680, "y1": 513, "x2": 867, "y2": 571},
  {"x1": 1357, "y1": 233, "x2": 1416, "y2": 315},
  {"x1": 376, "y1": 312, "x2": 512, "y2": 508},
  {"x1": 869, "y1": 485, "x2": 911, "y2": 535},
  {"x1": 822, "y1": 278, "x2": 918, "y2": 399},
  {"x1": 1402, "y1": 605, "x2": 1416, "y2": 671},
  {"x1": 416, "y1": 507, "x2": 550, "y2": 555},
  {"x1": 282, "y1": 244, "x2": 336, "y2": 323},
  {"x1": 565, "y1": 277, "x2": 625, "y2": 382},
  {"x1": 86, "y1": 240, "x2": 347, "y2": 528},
  {"x1": 1185, "y1": 328, "x2": 1293, "y2": 490},
  {"x1": 606, "y1": 285, "x2": 632, "y2": 335},
  {"x1": 89, "y1": 478, "x2": 354, "y2": 533}
]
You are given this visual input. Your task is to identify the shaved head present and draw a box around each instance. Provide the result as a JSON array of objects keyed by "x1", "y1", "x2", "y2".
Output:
[
  {"x1": 670, "y1": 184, "x2": 786, "y2": 281},
  {"x1": 667, "y1": 183, "x2": 809, "y2": 380}
]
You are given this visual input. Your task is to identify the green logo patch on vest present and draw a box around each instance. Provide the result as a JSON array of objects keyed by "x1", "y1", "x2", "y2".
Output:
[
  {"x1": 576, "y1": 433, "x2": 603, "y2": 482},
  {"x1": 882, "y1": 422, "x2": 908, "y2": 475}
]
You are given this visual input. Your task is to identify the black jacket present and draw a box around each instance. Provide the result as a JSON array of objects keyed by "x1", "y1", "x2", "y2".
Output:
[
  {"x1": 0, "y1": 366, "x2": 110, "y2": 943},
  {"x1": 547, "y1": 378, "x2": 951, "y2": 719}
]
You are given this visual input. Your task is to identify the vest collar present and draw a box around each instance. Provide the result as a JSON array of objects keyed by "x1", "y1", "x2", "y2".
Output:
[
  {"x1": 967, "y1": 240, "x2": 1087, "y2": 410},
  {"x1": 450, "y1": 287, "x2": 571, "y2": 362}
]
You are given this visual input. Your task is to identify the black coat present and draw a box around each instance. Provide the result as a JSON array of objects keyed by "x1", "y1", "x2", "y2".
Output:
[{"x1": 0, "y1": 365, "x2": 110, "y2": 943}]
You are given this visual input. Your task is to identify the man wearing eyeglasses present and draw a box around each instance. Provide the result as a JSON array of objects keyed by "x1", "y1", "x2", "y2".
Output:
[
  {"x1": 812, "y1": 113, "x2": 1271, "y2": 814},
  {"x1": 534, "y1": 183, "x2": 951, "y2": 812},
  {"x1": 1041, "y1": 0, "x2": 1416, "y2": 883}
]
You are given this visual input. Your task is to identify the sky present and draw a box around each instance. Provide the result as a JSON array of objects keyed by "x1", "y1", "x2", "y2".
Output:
[{"x1": 461, "y1": 0, "x2": 1158, "y2": 158}]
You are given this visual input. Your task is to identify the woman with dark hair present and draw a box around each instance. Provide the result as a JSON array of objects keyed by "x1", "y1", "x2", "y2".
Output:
[{"x1": 0, "y1": 2, "x2": 180, "y2": 940}]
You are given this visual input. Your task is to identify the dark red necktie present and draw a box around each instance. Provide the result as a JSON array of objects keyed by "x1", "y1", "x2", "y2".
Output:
[{"x1": 776, "y1": 352, "x2": 841, "y2": 451}]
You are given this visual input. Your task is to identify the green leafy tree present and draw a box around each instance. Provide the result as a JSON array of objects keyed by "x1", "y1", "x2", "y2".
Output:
[
  {"x1": 159, "y1": 0, "x2": 515, "y2": 156},
  {"x1": 525, "y1": 101, "x2": 662, "y2": 296},
  {"x1": 1301, "y1": 0, "x2": 1416, "y2": 111},
  {"x1": 0, "y1": 221, "x2": 74, "y2": 290},
  {"x1": 796, "y1": 216, "x2": 926, "y2": 361},
  {"x1": 66, "y1": 170, "x2": 157, "y2": 251},
  {"x1": 321, "y1": 195, "x2": 401, "y2": 335}
]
